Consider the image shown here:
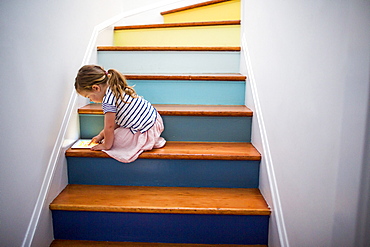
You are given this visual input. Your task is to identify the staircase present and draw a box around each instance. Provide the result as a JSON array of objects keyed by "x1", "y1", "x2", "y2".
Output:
[{"x1": 50, "y1": 0, "x2": 270, "y2": 246}]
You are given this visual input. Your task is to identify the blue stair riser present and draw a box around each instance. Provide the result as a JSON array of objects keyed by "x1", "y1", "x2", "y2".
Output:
[
  {"x1": 52, "y1": 210, "x2": 269, "y2": 245},
  {"x1": 98, "y1": 50, "x2": 240, "y2": 74},
  {"x1": 79, "y1": 115, "x2": 252, "y2": 142},
  {"x1": 67, "y1": 157, "x2": 260, "y2": 188},
  {"x1": 130, "y1": 79, "x2": 245, "y2": 105}
]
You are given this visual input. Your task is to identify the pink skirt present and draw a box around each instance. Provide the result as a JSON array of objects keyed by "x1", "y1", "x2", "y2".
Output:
[{"x1": 103, "y1": 113, "x2": 166, "y2": 163}]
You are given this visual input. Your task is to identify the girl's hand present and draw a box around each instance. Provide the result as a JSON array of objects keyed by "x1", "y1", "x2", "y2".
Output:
[
  {"x1": 91, "y1": 143, "x2": 110, "y2": 151},
  {"x1": 91, "y1": 143, "x2": 109, "y2": 151},
  {"x1": 90, "y1": 134, "x2": 103, "y2": 145}
]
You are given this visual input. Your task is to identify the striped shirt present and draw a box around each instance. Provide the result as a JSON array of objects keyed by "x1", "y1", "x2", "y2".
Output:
[{"x1": 102, "y1": 87, "x2": 157, "y2": 134}]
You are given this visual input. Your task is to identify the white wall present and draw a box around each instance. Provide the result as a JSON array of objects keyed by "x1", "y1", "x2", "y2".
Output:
[{"x1": 242, "y1": 0, "x2": 370, "y2": 246}]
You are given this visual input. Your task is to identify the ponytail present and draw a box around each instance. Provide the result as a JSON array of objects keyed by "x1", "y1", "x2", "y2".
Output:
[{"x1": 106, "y1": 69, "x2": 137, "y2": 103}]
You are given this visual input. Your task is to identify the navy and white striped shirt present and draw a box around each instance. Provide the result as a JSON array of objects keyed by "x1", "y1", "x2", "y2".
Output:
[{"x1": 102, "y1": 87, "x2": 157, "y2": 134}]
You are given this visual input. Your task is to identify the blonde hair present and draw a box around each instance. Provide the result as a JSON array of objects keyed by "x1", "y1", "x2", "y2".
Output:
[{"x1": 75, "y1": 65, "x2": 137, "y2": 103}]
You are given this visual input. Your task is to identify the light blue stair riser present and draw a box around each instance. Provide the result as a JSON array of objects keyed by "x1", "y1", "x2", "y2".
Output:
[
  {"x1": 52, "y1": 210, "x2": 269, "y2": 245},
  {"x1": 79, "y1": 115, "x2": 252, "y2": 142},
  {"x1": 130, "y1": 80, "x2": 245, "y2": 105},
  {"x1": 98, "y1": 50, "x2": 240, "y2": 74},
  {"x1": 67, "y1": 157, "x2": 260, "y2": 188}
]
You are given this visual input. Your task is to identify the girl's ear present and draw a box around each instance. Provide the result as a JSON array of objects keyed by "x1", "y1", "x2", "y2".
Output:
[{"x1": 91, "y1": 85, "x2": 100, "y2": 92}]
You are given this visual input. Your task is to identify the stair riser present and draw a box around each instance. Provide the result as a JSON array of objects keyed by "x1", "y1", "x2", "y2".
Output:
[
  {"x1": 163, "y1": 0, "x2": 241, "y2": 23},
  {"x1": 130, "y1": 79, "x2": 245, "y2": 105},
  {"x1": 67, "y1": 158, "x2": 260, "y2": 188},
  {"x1": 98, "y1": 50, "x2": 240, "y2": 74},
  {"x1": 52, "y1": 210, "x2": 269, "y2": 245},
  {"x1": 79, "y1": 115, "x2": 252, "y2": 142},
  {"x1": 114, "y1": 25, "x2": 240, "y2": 47}
]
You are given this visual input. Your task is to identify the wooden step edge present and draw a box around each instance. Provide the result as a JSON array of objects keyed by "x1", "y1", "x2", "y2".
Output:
[
  {"x1": 124, "y1": 74, "x2": 246, "y2": 81},
  {"x1": 114, "y1": 20, "x2": 240, "y2": 30},
  {"x1": 50, "y1": 204, "x2": 269, "y2": 215},
  {"x1": 97, "y1": 46, "x2": 241, "y2": 51},
  {"x1": 66, "y1": 141, "x2": 262, "y2": 161},
  {"x1": 51, "y1": 239, "x2": 267, "y2": 247},
  {"x1": 161, "y1": 0, "x2": 232, "y2": 15},
  {"x1": 78, "y1": 104, "x2": 253, "y2": 117},
  {"x1": 49, "y1": 185, "x2": 270, "y2": 216}
]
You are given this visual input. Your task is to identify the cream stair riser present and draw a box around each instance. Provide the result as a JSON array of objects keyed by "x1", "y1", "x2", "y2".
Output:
[{"x1": 114, "y1": 25, "x2": 240, "y2": 47}]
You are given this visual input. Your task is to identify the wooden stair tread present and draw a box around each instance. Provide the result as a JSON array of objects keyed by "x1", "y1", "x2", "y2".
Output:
[
  {"x1": 78, "y1": 104, "x2": 253, "y2": 117},
  {"x1": 161, "y1": 0, "x2": 232, "y2": 16},
  {"x1": 124, "y1": 73, "x2": 246, "y2": 81},
  {"x1": 97, "y1": 46, "x2": 240, "y2": 51},
  {"x1": 66, "y1": 141, "x2": 261, "y2": 161},
  {"x1": 51, "y1": 239, "x2": 267, "y2": 247},
  {"x1": 50, "y1": 184, "x2": 270, "y2": 215},
  {"x1": 114, "y1": 20, "x2": 240, "y2": 30}
]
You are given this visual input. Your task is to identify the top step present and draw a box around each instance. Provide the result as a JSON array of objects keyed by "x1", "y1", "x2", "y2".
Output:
[
  {"x1": 161, "y1": 0, "x2": 241, "y2": 23},
  {"x1": 114, "y1": 20, "x2": 240, "y2": 30}
]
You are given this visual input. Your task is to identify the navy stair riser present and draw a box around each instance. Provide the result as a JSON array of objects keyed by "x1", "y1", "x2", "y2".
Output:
[
  {"x1": 98, "y1": 50, "x2": 240, "y2": 74},
  {"x1": 52, "y1": 210, "x2": 269, "y2": 245},
  {"x1": 79, "y1": 115, "x2": 252, "y2": 142},
  {"x1": 67, "y1": 157, "x2": 260, "y2": 188},
  {"x1": 129, "y1": 80, "x2": 245, "y2": 105}
]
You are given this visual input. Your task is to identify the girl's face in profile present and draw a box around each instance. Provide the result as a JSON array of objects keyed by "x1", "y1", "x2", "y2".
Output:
[{"x1": 78, "y1": 84, "x2": 106, "y2": 103}]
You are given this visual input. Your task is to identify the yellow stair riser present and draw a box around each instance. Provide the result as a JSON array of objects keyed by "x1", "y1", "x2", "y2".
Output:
[
  {"x1": 114, "y1": 25, "x2": 240, "y2": 47},
  {"x1": 163, "y1": 0, "x2": 240, "y2": 23}
]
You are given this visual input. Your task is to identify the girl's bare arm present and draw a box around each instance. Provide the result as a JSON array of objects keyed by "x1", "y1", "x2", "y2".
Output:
[{"x1": 91, "y1": 112, "x2": 116, "y2": 151}]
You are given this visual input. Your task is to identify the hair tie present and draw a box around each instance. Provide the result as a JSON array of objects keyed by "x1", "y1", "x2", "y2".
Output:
[{"x1": 105, "y1": 70, "x2": 109, "y2": 75}]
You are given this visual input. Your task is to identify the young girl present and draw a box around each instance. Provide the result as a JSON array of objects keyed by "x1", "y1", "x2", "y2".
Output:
[{"x1": 75, "y1": 65, "x2": 166, "y2": 163}]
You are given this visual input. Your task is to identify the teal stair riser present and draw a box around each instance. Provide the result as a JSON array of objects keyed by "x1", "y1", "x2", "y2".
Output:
[
  {"x1": 130, "y1": 80, "x2": 245, "y2": 105},
  {"x1": 67, "y1": 157, "x2": 260, "y2": 188},
  {"x1": 79, "y1": 114, "x2": 252, "y2": 142},
  {"x1": 79, "y1": 114, "x2": 102, "y2": 139},
  {"x1": 52, "y1": 211, "x2": 269, "y2": 245},
  {"x1": 98, "y1": 50, "x2": 240, "y2": 74},
  {"x1": 87, "y1": 80, "x2": 245, "y2": 105}
]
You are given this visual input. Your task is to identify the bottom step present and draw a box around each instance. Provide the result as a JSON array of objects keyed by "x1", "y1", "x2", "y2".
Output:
[
  {"x1": 50, "y1": 185, "x2": 270, "y2": 245},
  {"x1": 51, "y1": 239, "x2": 268, "y2": 246}
]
